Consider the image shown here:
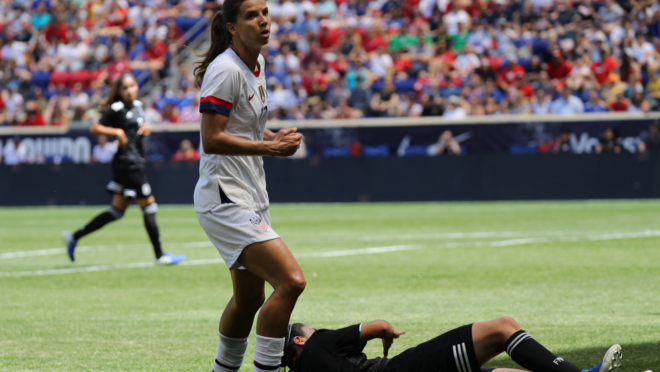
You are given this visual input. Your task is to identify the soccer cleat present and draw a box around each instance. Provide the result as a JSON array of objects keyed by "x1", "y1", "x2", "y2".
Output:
[
  {"x1": 61, "y1": 231, "x2": 77, "y2": 262},
  {"x1": 154, "y1": 252, "x2": 186, "y2": 265},
  {"x1": 581, "y1": 344, "x2": 623, "y2": 372}
]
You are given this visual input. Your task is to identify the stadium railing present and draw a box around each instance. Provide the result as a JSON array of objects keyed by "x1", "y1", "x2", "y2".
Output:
[{"x1": 3, "y1": 112, "x2": 660, "y2": 136}]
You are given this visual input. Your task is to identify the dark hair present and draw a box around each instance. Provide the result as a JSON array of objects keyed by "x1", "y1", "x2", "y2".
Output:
[
  {"x1": 98, "y1": 73, "x2": 136, "y2": 111},
  {"x1": 193, "y1": 0, "x2": 247, "y2": 83},
  {"x1": 281, "y1": 323, "x2": 306, "y2": 371}
]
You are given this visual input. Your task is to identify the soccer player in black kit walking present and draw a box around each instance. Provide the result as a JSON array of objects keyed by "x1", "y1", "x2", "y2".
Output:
[{"x1": 62, "y1": 74, "x2": 185, "y2": 265}]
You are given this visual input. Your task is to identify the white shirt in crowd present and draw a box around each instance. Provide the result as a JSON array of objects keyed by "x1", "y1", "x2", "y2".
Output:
[
  {"x1": 443, "y1": 106, "x2": 467, "y2": 119},
  {"x1": 71, "y1": 92, "x2": 90, "y2": 108},
  {"x1": 93, "y1": 142, "x2": 118, "y2": 163}
]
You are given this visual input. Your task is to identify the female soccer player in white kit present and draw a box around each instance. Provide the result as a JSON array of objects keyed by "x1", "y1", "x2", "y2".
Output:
[{"x1": 193, "y1": 1, "x2": 305, "y2": 372}]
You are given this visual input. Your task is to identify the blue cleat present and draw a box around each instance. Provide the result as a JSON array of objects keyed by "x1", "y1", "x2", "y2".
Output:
[
  {"x1": 61, "y1": 231, "x2": 77, "y2": 262},
  {"x1": 155, "y1": 252, "x2": 186, "y2": 265},
  {"x1": 581, "y1": 345, "x2": 622, "y2": 372}
]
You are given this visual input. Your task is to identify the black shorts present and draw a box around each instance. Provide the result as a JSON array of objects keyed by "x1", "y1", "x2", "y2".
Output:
[
  {"x1": 106, "y1": 167, "x2": 152, "y2": 199},
  {"x1": 384, "y1": 324, "x2": 479, "y2": 372}
]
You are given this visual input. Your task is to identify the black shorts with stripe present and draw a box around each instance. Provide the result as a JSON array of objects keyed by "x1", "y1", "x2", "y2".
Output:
[
  {"x1": 384, "y1": 324, "x2": 480, "y2": 372},
  {"x1": 106, "y1": 167, "x2": 152, "y2": 199}
]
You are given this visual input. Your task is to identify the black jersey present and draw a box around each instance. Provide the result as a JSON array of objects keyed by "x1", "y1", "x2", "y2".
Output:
[
  {"x1": 98, "y1": 100, "x2": 147, "y2": 170},
  {"x1": 298, "y1": 324, "x2": 388, "y2": 372}
]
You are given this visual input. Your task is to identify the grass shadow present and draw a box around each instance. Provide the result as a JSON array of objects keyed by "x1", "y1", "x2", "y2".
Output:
[{"x1": 483, "y1": 342, "x2": 659, "y2": 372}]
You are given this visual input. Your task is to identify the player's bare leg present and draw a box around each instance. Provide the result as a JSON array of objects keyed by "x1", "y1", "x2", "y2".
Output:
[{"x1": 471, "y1": 317, "x2": 622, "y2": 372}]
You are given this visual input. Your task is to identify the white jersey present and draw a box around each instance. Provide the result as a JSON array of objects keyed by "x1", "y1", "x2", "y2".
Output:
[{"x1": 194, "y1": 49, "x2": 269, "y2": 213}]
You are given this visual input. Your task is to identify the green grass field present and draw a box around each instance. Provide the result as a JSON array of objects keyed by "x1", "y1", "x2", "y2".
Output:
[{"x1": 1, "y1": 201, "x2": 659, "y2": 371}]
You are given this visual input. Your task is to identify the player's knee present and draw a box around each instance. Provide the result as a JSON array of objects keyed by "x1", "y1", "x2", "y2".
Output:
[
  {"x1": 497, "y1": 316, "x2": 521, "y2": 338},
  {"x1": 109, "y1": 206, "x2": 125, "y2": 220},
  {"x1": 281, "y1": 274, "x2": 306, "y2": 297},
  {"x1": 142, "y1": 202, "x2": 158, "y2": 215}
]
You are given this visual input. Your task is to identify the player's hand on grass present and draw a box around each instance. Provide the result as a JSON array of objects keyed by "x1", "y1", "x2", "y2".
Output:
[
  {"x1": 271, "y1": 128, "x2": 302, "y2": 157},
  {"x1": 137, "y1": 124, "x2": 151, "y2": 136},
  {"x1": 115, "y1": 129, "x2": 128, "y2": 150},
  {"x1": 382, "y1": 329, "x2": 405, "y2": 357}
]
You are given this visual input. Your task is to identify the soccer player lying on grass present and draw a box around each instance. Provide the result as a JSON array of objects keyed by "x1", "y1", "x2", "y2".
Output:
[{"x1": 278, "y1": 316, "x2": 622, "y2": 372}]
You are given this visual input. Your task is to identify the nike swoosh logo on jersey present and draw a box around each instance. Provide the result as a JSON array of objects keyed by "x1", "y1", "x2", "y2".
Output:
[{"x1": 249, "y1": 94, "x2": 255, "y2": 101}]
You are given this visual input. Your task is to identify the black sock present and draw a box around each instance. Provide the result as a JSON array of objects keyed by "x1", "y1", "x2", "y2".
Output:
[
  {"x1": 143, "y1": 203, "x2": 163, "y2": 259},
  {"x1": 73, "y1": 207, "x2": 123, "y2": 241},
  {"x1": 505, "y1": 330, "x2": 581, "y2": 372}
]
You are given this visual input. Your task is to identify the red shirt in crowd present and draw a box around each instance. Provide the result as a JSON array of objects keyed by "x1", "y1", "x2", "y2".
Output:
[
  {"x1": 107, "y1": 58, "x2": 131, "y2": 81},
  {"x1": 363, "y1": 34, "x2": 386, "y2": 53},
  {"x1": 171, "y1": 148, "x2": 199, "y2": 161},
  {"x1": 318, "y1": 27, "x2": 342, "y2": 49},
  {"x1": 609, "y1": 99, "x2": 629, "y2": 111},
  {"x1": 21, "y1": 112, "x2": 45, "y2": 126},
  {"x1": 591, "y1": 57, "x2": 617, "y2": 84},
  {"x1": 145, "y1": 41, "x2": 167, "y2": 60},
  {"x1": 497, "y1": 64, "x2": 525, "y2": 87},
  {"x1": 105, "y1": 7, "x2": 128, "y2": 28},
  {"x1": 44, "y1": 22, "x2": 69, "y2": 43},
  {"x1": 546, "y1": 60, "x2": 572, "y2": 80}
]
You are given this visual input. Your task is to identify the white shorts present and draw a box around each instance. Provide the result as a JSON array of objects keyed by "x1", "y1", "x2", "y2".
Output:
[{"x1": 197, "y1": 204, "x2": 280, "y2": 270}]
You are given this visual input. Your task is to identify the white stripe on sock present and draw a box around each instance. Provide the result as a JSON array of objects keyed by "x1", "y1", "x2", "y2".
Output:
[{"x1": 507, "y1": 333, "x2": 532, "y2": 356}]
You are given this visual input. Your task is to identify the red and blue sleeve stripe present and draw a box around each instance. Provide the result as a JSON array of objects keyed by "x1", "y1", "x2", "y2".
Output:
[{"x1": 200, "y1": 96, "x2": 232, "y2": 116}]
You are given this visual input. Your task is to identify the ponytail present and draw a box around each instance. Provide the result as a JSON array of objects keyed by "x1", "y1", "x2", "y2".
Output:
[{"x1": 193, "y1": 0, "x2": 247, "y2": 84}]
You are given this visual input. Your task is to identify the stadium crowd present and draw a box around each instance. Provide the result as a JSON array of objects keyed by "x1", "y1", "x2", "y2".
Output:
[{"x1": 2, "y1": 0, "x2": 660, "y2": 126}]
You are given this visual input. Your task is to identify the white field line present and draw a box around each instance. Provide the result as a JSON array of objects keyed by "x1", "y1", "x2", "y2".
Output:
[
  {"x1": 0, "y1": 241, "x2": 215, "y2": 259},
  {"x1": 0, "y1": 230, "x2": 625, "y2": 260},
  {"x1": 2, "y1": 230, "x2": 660, "y2": 277}
]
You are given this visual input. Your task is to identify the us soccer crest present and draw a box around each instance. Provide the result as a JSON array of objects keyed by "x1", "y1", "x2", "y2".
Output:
[
  {"x1": 249, "y1": 215, "x2": 268, "y2": 231},
  {"x1": 258, "y1": 86, "x2": 266, "y2": 103}
]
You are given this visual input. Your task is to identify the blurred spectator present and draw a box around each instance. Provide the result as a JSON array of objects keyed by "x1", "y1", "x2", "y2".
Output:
[
  {"x1": 551, "y1": 87, "x2": 584, "y2": 115},
  {"x1": 430, "y1": 130, "x2": 461, "y2": 155},
  {"x1": 370, "y1": 81, "x2": 399, "y2": 117},
  {"x1": 584, "y1": 91, "x2": 608, "y2": 113},
  {"x1": 609, "y1": 93, "x2": 629, "y2": 112},
  {"x1": 20, "y1": 101, "x2": 45, "y2": 126},
  {"x1": 3, "y1": 137, "x2": 28, "y2": 165},
  {"x1": 639, "y1": 124, "x2": 660, "y2": 153},
  {"x1": 348, "y1": 76, "x2": 371, "y2": 114},
  {"x1": 179, "y1": 96, "x2": 201, "y2": 123},
  {"x1": 553, "y1": 129, "x2": 574, "y2": 154},
  {"x1": 443, "y1": 96, "x2": 467, "y2": 118},
  {"x1": 92, "y1": 135, "x2": 118, "y2": 163},
  {"x1": 332, "y1": 98, "x2": 363, "y2": 119},
  {"x1": 628, "y1": 85, "x2": 651, "y2": 112},
  {"x1": 595, "y1": 127, "x2": 621, "y2": 154},
  {"x1": 532, "y1": 90, "x2": 552, "y2": 115},
  {"x1": 171, "y1": 139, "x2": 199, "y2": 161},
  {"x1": 45, "y1": 85, "x2": 70, "y2": 125},
  {"x1": 70, "y1": 84, "x2": 90, "y2": 111},
  {"x1": 399, "y1": 92, "x2": 423, "y2": 117},
  {"x1": 162, "y1": 103, "x2": 179, "y2": 123}
]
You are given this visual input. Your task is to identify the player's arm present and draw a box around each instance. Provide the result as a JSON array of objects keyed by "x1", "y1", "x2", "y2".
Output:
[
  {"x1": 201, "y1": 111, "x2": 301, "y2": 156},
  {"x1": 360, "y1": 320, "x2": 405, "y2": 357},
  {"x1": 90, "y1": 122, "x2": 127, "y2": 150},
  {"x1": 263, "y1": 128, "x2": 275, "y2": 141}
]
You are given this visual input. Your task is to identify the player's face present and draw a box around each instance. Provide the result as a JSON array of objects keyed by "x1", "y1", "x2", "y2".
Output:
[
  {"x1": 119, "y1": 77, "x2": 139, "y2": 103},
  {"x1": 235, "y1": 0, "x2": 271, "y2": 46}
]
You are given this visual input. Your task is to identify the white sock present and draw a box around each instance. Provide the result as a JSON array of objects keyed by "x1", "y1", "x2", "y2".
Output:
[
  {"x1": 213, "y1": 332, "x2": 249, "y2": 372},
  {"x1": 253, "y1": 334, "x2": 285, "y2": 372}
]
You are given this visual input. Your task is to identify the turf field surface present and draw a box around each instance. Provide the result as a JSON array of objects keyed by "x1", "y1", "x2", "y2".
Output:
[{"x1": 1, "y1": 201, "x2": 659, "y2": 371}]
